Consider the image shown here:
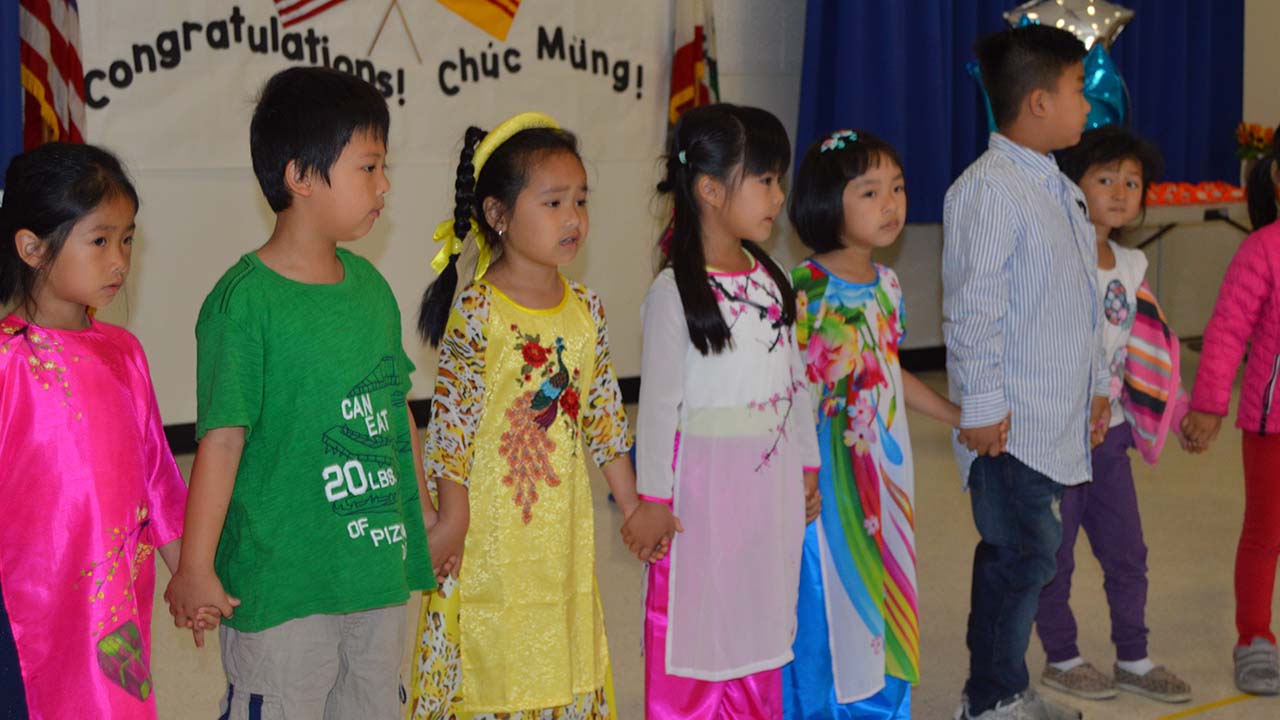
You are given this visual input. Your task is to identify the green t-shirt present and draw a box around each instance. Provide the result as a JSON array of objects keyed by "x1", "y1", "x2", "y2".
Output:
[{"x1": 196, "y1": 248, "x2": 435, "y2": 632}]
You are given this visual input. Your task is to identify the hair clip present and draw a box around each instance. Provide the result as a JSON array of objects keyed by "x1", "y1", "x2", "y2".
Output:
[
  {"x1": 678, "y1": 150, "x2": 688, "y2": 165},
  {"x1": 820, "y1": 129, "x2": 858, "y2": 153}
]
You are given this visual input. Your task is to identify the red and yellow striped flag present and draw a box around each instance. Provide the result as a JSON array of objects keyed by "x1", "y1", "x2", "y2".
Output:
[
  {"x1": 437, "y1": 0, "x2": 521, "y2": 42},
  {"x1": 669, "y1": 0, "x2": 719, "y2": 125}
]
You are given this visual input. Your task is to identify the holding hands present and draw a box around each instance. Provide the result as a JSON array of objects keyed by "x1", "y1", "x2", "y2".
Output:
[
  {"x1": 1180, "y1": 410, "x2": 1223, "y2": 454},
  {"x1": 804, "y1": 470, "x2": 821, "y2": 523},
  {"x1": 957, "y1": 414, "x2": 1012, "y2": 457},
  {"x1": 620, "y1": 500, "x2": 683, "y2": 563},
  {"x1": 1089, "y1": 395, "x2": 1111, "y2": 448},
  {"x1": 163, "y1": 568, "x2": 241, "y2": 648}
]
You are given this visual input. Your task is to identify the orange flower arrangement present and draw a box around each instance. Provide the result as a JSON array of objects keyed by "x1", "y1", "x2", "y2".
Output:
[{"x1": 1236, "y1": 122, "x2": 1276, "y2": 161}]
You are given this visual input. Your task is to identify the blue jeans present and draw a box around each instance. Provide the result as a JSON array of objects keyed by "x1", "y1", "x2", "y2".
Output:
[{"x1": 964, "y1": 454, "x2": 1065, "y2": 714}]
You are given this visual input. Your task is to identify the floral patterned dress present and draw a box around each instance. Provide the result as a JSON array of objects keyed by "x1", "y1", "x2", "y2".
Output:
[
  {"x1": 0, "y1": 315, "x2": 187, "y2": 719},
  {"x1": 408, "y1": 278, "x2": 631, "y2": 720},
  {"x1": 785, "y1": 260, "x2": 917, "y2": 712}
]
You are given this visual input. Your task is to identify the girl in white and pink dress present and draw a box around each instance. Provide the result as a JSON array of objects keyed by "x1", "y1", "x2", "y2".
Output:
[{"x1": 622, "y1": 103, "x2": 821, "y2": 719}]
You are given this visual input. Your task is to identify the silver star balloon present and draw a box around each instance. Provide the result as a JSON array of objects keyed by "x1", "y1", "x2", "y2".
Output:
[{"x1": 1004, "y1": 0, "x2": 1135, "y2": 50}]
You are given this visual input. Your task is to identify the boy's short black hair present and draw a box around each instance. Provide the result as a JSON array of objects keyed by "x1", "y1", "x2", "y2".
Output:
[
  {"x1": 250, "y1": 66, "x2": 390, "y2": 213},
  {"x1": 789, "y1": 130, "x2": 903, "y2": 253},
  {"x1": 975, "y1": 25, "x2": 1086, "y2": 130}
]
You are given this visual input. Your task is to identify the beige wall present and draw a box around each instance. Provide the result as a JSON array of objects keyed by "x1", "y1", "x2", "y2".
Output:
[{"x1": 1245, "y1": 0, "x2": 1280, "y2": 124}]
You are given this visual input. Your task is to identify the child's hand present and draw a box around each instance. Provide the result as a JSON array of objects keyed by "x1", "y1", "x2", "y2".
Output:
[
  {"x1": 164, "y1": 567, "x2": 240, "y2": 632},
  {"x1": 646, "y1": 536, "x2": 674, "y2": 563},
  {"x1": 189, "y1": 606, "x2": 225, "y2": 648},
  {"x1": 958, "y1": 414, "x2": 1011, "y2": 457},
  {"x1": 427, "y1": 513, "x2": 466, "y2": 585},
  {"x1": 620, "y1": 500, "x2": 684, "y2": 562},
  {"x1": 1090, "y1": 396, "x2": 1111, "y2": 448},
  {"x1": 1181, "y1": 410, "x2": 1223, "y2": 453},
  {"x1": 804, "y1": 471, "x2": 821, "y2": 523}
]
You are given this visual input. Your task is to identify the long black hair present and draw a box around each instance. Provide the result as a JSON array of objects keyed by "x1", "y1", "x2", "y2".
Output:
[
  {"x1": 1246, "y1": 123, "x2": 1280, "y2": 230},
  {"x1": 657, "y1": 103, "x2": 796, "y2": 355},
  {"x1": 1, "y1": 143, "x2": 139, "y2": 312},
  {"x1": 417, "y1": 124, "x2": 580, "y2": 346}
]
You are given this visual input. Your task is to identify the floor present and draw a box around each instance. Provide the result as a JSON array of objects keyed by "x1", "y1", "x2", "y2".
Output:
[{"x1": 150, "y1": 351, "x2": 1280, "y2": 718}]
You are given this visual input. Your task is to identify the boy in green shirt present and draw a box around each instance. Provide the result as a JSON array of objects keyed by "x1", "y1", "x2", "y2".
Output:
[{"x1": 165, "y1": 66, "x2": 435, "y2": 718}]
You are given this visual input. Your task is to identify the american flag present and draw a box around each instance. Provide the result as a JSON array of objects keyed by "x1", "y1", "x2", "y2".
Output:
[
  {"x1": 19, "y1": 0, "x2": 85, "y2": 148},
  {"x1": 275, "y1": 0, "x2": 351, "y2": 28}
]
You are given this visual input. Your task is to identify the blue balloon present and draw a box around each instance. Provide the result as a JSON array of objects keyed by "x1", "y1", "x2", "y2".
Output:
[
  {"x1": 1082, "y1": 43, "x2": 1126, "y2": 129},
  {"x1": 970, "y1": 15, "x2": 1127, "y2": 132}
]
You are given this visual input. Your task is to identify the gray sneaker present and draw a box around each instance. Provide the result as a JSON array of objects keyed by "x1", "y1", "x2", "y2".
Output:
[
  {"x1": 1235, "y1": 638, "x2": 1280, "y2": 695},
  {"x1": 967, "y1": 689, "x2": 1083, "y2": 719}
]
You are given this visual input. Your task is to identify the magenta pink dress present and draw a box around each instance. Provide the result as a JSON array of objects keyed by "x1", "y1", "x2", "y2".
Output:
[{"x1": 0, "y1": 314, "x2": 187, "y2": 719}]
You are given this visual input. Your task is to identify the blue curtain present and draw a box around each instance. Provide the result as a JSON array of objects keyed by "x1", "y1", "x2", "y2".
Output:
[
  {"x1": 1, "y1": 0, "x2": 20, "y2": 184},
  {"x1": 796, "y1": 0, "x2": 1244, "y2": 223}
]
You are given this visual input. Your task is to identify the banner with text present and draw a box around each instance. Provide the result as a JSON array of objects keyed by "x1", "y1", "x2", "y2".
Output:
[{"x1": 80, "y1": 1, "x2": 670, "y2": 169}]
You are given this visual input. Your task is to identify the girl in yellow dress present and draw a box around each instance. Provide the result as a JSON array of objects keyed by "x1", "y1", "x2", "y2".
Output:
[{"x1": 408, "y1": 112, "x2": 673, "y2": 719}]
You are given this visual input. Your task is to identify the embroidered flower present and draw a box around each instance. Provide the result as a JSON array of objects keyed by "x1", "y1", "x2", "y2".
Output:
[
  {"x1": 853, "y1": 350, "x2": 886, "y2": 390},
  {"x1": 559, "y1": 387, "x2": 580, "y2": 421},
  {"x1": 843, "y1": 425, "x2": 877, "y2": 455},
  {"x1": 863, "y1": 516, "x2": 880, "y2": 536},
  {"x1": 849, "y1": 394, "x2": 876, "y2": 430},
  {"x1": 806, "y1": 332, "x2": 860, "y2": 386},
  {"x1": 767, "y1": 304, "x2": 782, "y2": 322},
  {"x1": 521, "y1": 341, "x2": 549, "y2": 367}
]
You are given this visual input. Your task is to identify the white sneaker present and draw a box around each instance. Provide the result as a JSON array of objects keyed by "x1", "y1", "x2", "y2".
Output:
[{"x1": 966, "y1": 689, "x2": 1082, "y2": 719}]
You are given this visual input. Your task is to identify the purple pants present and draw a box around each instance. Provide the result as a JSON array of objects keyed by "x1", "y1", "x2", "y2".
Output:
[{"x1": 1034, "y1": 422, "x2": 1150, "y2": 662}]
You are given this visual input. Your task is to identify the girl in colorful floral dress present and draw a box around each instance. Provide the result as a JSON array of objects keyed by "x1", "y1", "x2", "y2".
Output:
[
  {"x1": 407, "y1": 112, "x2": 664, "y2": 720},
  {"x1": 627, "y1": 103, "x2": 822, "y2": 720},
  {"x1": 0, "y1": 144, "x2": 198, "y2": 718},
  {"x1": 784, "y1": 130, "x2": 961, "y2": 720}
]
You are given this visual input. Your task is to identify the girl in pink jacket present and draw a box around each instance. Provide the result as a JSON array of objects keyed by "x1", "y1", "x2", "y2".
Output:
[{"x1": 1184, "y1": 122, "x2": 1280, "y2": 696}]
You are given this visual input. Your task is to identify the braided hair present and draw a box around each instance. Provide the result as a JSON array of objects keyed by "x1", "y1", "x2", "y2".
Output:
[{"x1": 417, "y1": 124, "x2": 580, "y2": 346}]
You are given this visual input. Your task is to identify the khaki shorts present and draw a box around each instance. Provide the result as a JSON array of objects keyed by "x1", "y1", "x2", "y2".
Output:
[{"x1": 217, "y1": 604, "x2": 407, "y2": 720}]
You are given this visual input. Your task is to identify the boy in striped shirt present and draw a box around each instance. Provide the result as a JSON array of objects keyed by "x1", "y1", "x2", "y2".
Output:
[{"x1": 942, "y1": 24, "x2": 1107, "y2": 720}]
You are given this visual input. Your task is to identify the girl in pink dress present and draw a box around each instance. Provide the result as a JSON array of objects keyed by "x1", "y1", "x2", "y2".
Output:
[
  {"x1": 625, "y1": 103, "x2": 822, "y2": 719},
  {"x1": 0, "y1": 144, "x2": 194, "y2": 718}
]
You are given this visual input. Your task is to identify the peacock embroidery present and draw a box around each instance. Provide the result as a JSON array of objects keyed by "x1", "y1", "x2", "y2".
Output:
[{"x1": 499, "y1": 327, "x2": 582, "y2": 523}]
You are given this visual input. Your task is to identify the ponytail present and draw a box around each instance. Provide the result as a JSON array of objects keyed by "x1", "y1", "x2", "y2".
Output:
[
  {"x1": 418, "y1": 125, "x2": 487, "y2": 346},
  {"x1": 657, "y1": 103, "x2": 795, "y2": 355},
  {"x1": 1248, "y1": 132, "x2": 1279, "y2": 230}
]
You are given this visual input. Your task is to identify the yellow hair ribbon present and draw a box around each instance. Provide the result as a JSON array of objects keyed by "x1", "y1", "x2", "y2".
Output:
[
  {"x1": 430, "y1": 111, "x2": 560, "y2": 281},
  {"x1": 429, "y1": 218, "x2": 492, "y2": 279}
]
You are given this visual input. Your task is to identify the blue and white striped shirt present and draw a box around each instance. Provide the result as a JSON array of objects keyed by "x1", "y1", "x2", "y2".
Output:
[{"x1": 942, "y1": 133, "x2": 1108, "y2": 486}]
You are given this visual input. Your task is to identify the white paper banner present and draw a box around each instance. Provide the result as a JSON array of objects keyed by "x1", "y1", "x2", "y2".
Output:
[{"x1": 80, "y1": 1, "x2": 670, "y2": 169}]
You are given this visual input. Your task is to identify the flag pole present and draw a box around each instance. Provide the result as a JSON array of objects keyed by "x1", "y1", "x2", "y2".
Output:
[
  {"x1": 395, "y1": 1, "x2": 423, "y2": 64},
  {"x1": 367, "y1": 0, "x2": 397, "y2": 56}
]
